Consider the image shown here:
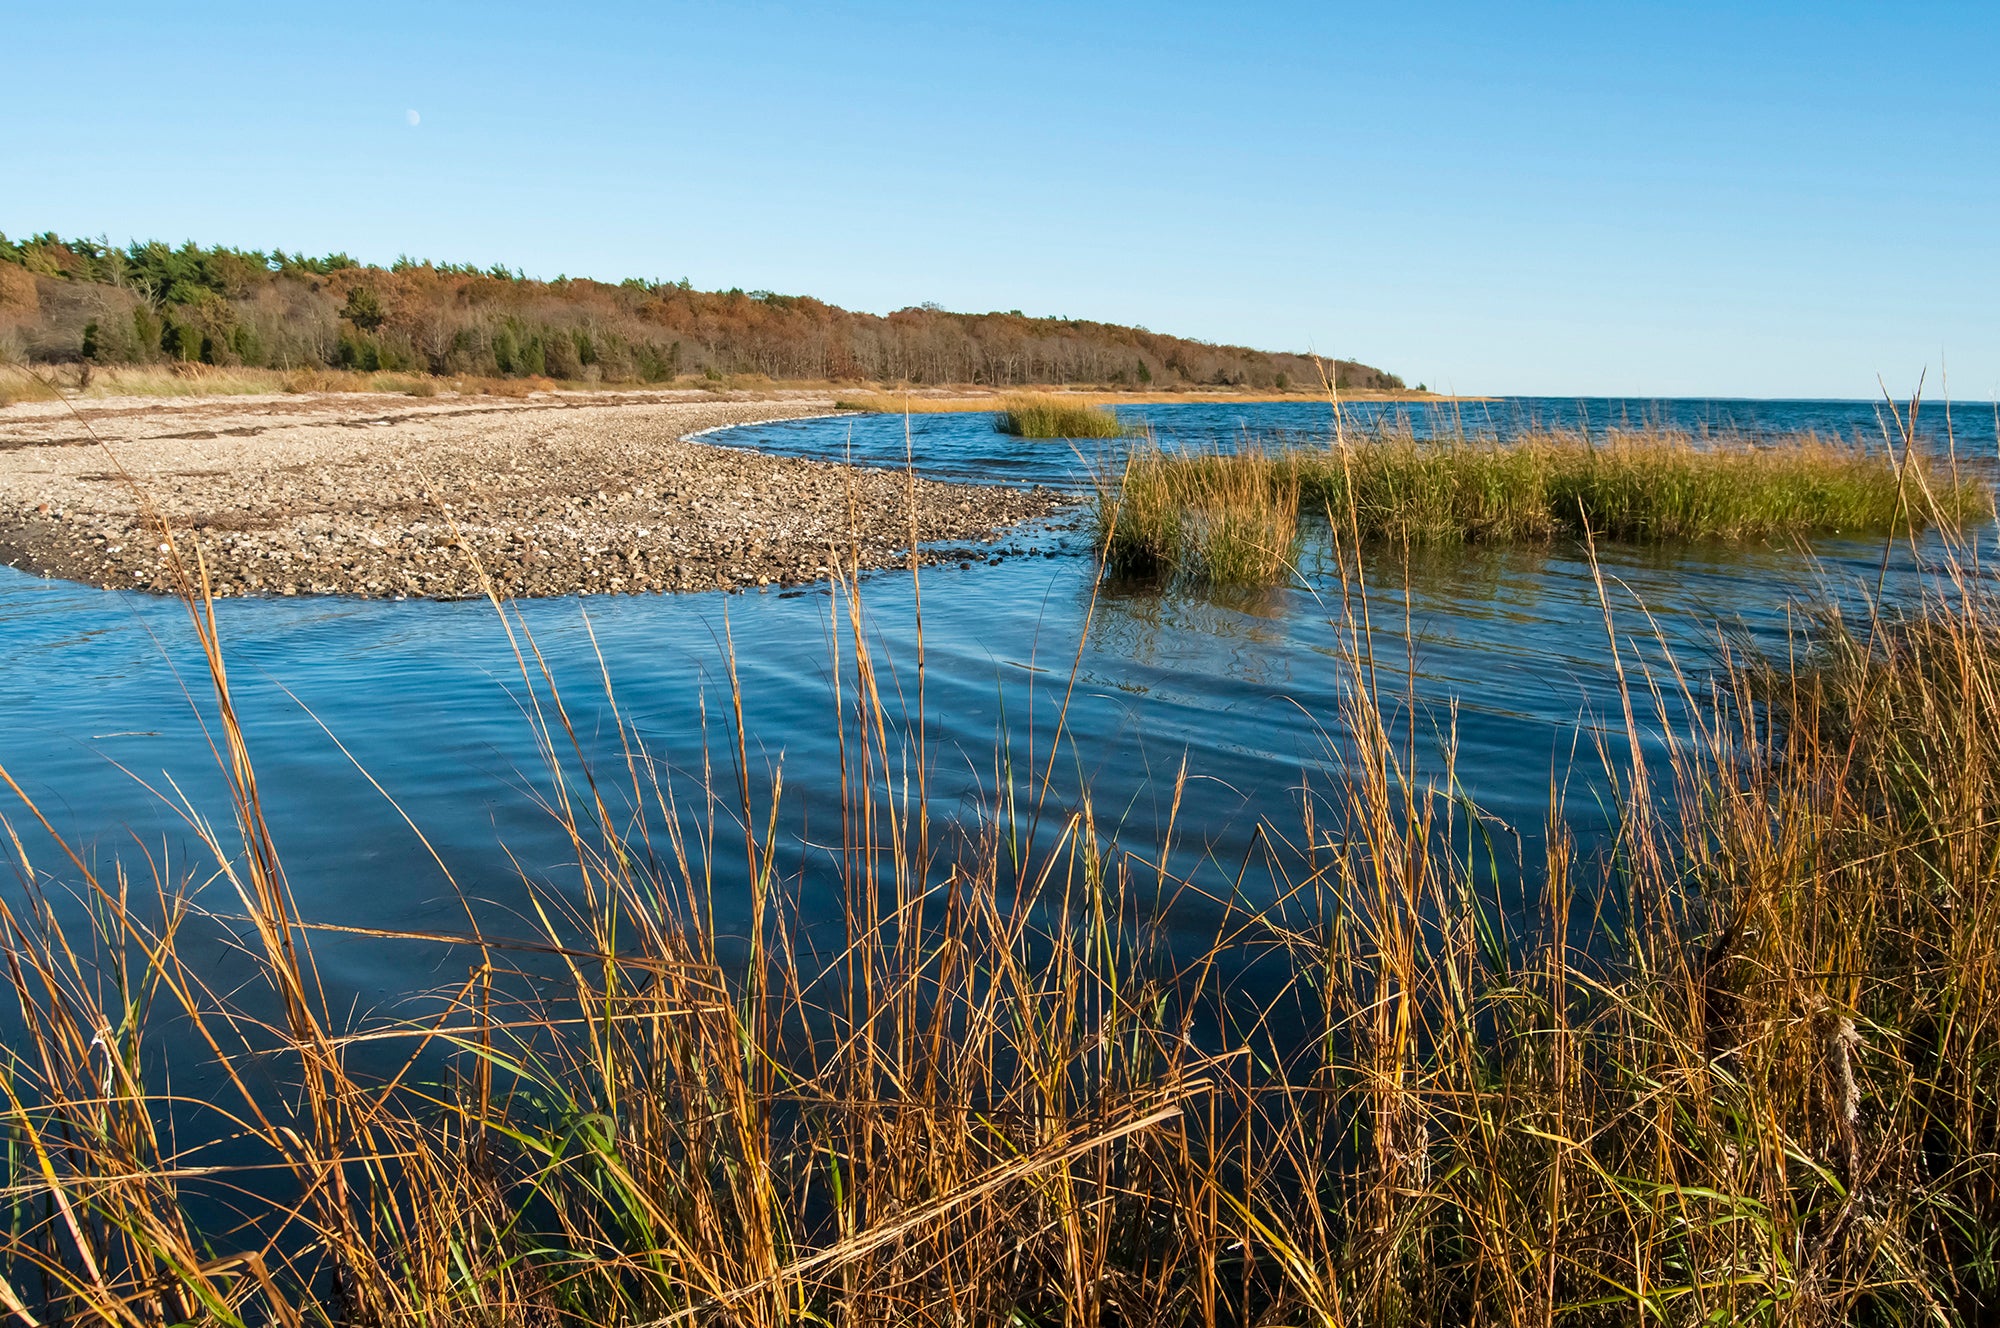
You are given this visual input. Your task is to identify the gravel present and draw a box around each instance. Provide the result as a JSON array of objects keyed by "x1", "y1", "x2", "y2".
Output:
[{"x1": 0, "y1": 388, "x2": 1067, "y2": 599}]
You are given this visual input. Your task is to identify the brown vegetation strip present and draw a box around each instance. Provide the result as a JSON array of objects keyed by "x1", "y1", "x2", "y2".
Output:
[{"x1": 0, "y1": 390, "x2": 1064, "y2": 598}]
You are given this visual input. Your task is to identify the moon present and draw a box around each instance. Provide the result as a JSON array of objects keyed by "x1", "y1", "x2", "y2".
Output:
[{"x1": 405, "y1": 109, "x2": 421, "y2": 127}]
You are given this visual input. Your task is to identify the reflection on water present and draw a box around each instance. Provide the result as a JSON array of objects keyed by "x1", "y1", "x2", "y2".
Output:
[{"x1": 1090, "y1": 577, "x2": 1296, "y2": 687}]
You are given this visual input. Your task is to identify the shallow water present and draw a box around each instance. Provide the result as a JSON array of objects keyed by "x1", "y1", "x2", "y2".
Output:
[
  {"x1": 0, "y1": 398, "x2": 1985, "y2": 1011},
  {"x1": 713, "y1": 394, "x2": 2000, "y2": 488}
]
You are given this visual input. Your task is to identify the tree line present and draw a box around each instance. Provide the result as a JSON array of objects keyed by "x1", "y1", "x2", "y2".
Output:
[{"x1": 0, "y1": 232, "x2": 1405, "y2": 391}]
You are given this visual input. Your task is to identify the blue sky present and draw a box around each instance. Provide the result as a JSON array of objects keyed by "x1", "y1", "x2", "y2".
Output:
[{"x1": 5, "y1": 1, "x2": 1994, "y2": 398}]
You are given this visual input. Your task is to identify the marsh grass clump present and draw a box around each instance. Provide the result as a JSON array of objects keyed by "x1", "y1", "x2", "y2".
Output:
[
  {"x1": 1098, "y1": 444, "x2": 1301, "y2": 587},
  {"x1": 994, "y1": 391, "x2": 1127, "y2": 438},
  {"x1": 1098, "y1": 426, "x2": 1989, "y2": 585},
  {"x1": 833, "y1": 391, "x2": 998, "y2": 414},
  {"x1": 1304, "y1": 427, "x2": 1992, "y2": 542}
]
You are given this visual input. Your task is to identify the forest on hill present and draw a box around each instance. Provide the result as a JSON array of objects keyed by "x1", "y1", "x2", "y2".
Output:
[{"x1": 0, "y1": 232, "x2": 1404, "y2": 391}]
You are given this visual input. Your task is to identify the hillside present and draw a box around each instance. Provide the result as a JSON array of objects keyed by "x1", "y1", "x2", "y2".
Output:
[{"x1": 0, "y1": 232, "x2": 1404, "y2": 392}]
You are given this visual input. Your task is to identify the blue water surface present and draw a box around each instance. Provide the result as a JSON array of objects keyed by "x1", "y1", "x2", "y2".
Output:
[
  {"x1": 0, "y1": 398, "x2": 1983, "y2": 1014},
  {"x1": 710, "y1": 395, "x2": 2000, "y2": 488}
]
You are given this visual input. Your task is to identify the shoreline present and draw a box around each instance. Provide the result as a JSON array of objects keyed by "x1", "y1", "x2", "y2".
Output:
[
  {"x1": 0, "y1": 392, "x2": 1066, "y2": 600},
  {"x1": 828, "y1": 387, "x2": 1472, "y2": 413},
  {"x1": 1, "y1": 369, "x2": 1472, "y2": 414}
]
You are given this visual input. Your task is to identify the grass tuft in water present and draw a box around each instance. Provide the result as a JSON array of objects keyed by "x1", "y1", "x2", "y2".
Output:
[
  {"x1": 1097, "y1": 425, "x2": 1990, "y2": 585},
  {"x1": 1098, "y1": 443, "x2": 1302, "y2": 587},
  {"x1": 993, "y1": 391, "x2": 1127, "y2": 438}
]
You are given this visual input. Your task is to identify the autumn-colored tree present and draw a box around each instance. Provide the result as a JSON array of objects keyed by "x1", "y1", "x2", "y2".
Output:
[{"x1": 0, "y1": 230, "x2": 1406, "y2": 390}]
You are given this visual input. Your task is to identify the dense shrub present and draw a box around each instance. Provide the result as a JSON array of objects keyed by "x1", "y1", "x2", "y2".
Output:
[{"x1": 542, "y1": 327, "x2": 582, "y2": 379}]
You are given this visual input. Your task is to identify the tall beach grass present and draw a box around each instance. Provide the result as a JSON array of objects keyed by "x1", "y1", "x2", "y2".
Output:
[{"x1": 0, "y1": 413, "x2": 1996, "y2": 1323}]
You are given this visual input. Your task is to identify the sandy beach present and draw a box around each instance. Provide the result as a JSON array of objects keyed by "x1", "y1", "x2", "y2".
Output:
[{"x1": 0, "y1": 388, "x2": 1065, "y2": 598}]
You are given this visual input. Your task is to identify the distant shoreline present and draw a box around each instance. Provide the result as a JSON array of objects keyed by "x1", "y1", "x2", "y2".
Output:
[
  {"x1": 0, "y1": 364, "x2": 1470, "y2": 409},
  {"x1": 2, "y1": 232, "x2": 1415, "y2": 402},
  {"x1": 827, "y1": 387, "x2": 1477, "y2": 414}
]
